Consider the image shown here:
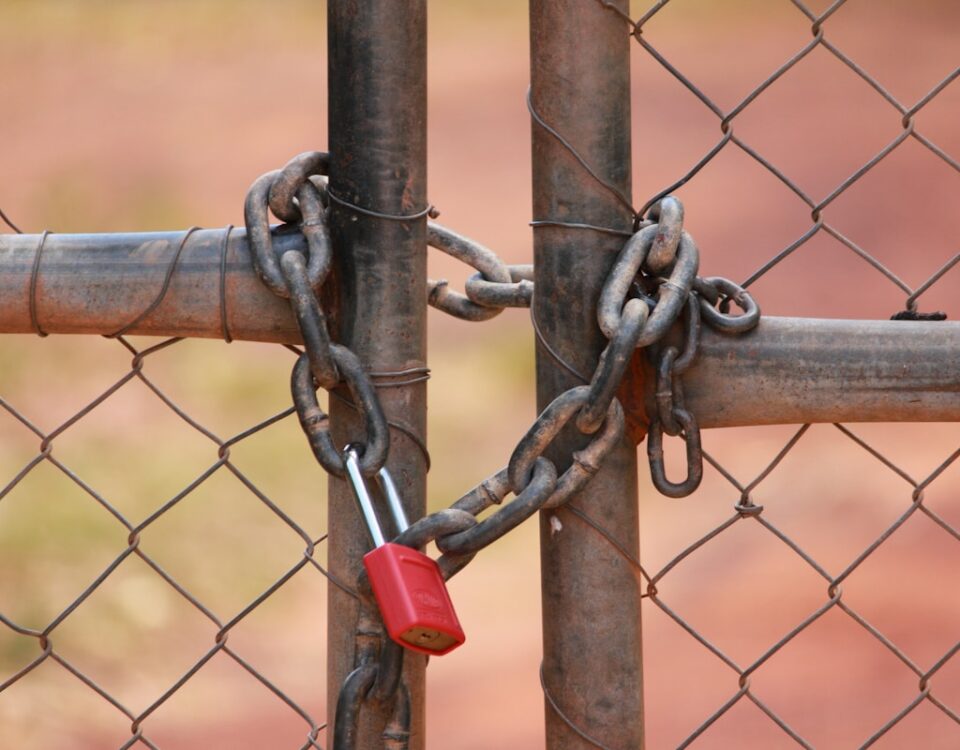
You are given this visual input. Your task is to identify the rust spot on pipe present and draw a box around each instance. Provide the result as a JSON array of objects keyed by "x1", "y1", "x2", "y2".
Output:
[{"x1": 618, "y1": 349, "x2": 649, "y2": 444}]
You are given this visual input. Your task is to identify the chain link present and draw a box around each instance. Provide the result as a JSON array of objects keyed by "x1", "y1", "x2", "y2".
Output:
[
  {"x1": 245, "y1": 152, "x2": 413, "y2": 744},
  {"x1": 245, "y1": 151, "x2": 758, "y2": 747},
  {"x1": 426, "y1": 225, "x2": 533, "y2": 319}
]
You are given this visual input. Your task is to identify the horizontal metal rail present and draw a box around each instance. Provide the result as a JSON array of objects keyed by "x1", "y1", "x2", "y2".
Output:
[
  {"x1": 0, "y1": 229, "x2": 302, "y2": 343},
  {"x1": 1, "y1": 233, "x2": 957, "y2": 425},
  {"x1": 684, "y1": 317, "x2": 960, "y2": 426}
]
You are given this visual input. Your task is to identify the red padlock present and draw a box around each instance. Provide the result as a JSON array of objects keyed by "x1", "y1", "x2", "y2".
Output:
[{"x1": 343, "y1": 446, "x2": 465, "y2": 656}]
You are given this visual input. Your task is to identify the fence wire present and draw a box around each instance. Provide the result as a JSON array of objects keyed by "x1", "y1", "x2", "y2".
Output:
[
  {"x1": 0, "y1": 335, "x2": 331, "y2": 749},
  {"x1": 1, "y1": 1, "x2": 959, "y2": 748},
  {"x1": 571, "y1": 0, "x2": 960, "y2": 747}
]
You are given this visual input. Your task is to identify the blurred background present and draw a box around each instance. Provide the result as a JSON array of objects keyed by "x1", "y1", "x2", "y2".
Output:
[{"x1": 0, "y1": 0, "x2": 958, "y2": 747}]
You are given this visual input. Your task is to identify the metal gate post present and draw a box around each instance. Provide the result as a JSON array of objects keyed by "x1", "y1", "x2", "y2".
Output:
[
  {"x1": 327, "y1": 2, "x2": 428, "y2": 747},
  {"x1": 530, "y1": 1, "x2": 644, "y2": 748}
]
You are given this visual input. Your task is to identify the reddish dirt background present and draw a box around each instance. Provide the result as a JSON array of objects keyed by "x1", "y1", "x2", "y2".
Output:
[{"x1": 1, "y1": 1, "x2": 959, "y2": 748}]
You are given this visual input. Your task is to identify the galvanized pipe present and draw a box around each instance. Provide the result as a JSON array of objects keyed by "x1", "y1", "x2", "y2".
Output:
[
  {"x1": 530, "y1": 1, "x2": 645, "y2": 749},
  {"x1": 326, "y1": 2, "x2": 428, "y2": 748},
  {"x1": 0, "y1": 229, "x2": 301, "y2": 342},
  {"x1": 682, "y1": 317, "x2": 960, "y2": 427}
]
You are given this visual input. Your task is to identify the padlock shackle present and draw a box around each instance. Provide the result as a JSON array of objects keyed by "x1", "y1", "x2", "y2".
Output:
[
  {"x1": 343, "y1": 444, "x2": 410, "y2": 548},
  {"x1": 376, "y1": 466, "x2": 410, "y2": 534}
]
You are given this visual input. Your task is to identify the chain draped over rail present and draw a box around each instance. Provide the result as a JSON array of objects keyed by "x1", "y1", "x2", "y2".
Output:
[{"x1": 244, "y1": 151, "x2": 759, "y2": 749}]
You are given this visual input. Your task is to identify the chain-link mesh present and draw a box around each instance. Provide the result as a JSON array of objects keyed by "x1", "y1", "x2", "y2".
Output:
[
  {"x1": 540, "y1": 1, "x2": 960, "y2": 747},
  {"x1": 2, "y1": 0, "x2": 959, "y2": 747},
  {"x1": 620, "y1": 0, "x2": 960, "y2": 313},
  {"x1": 0, "y1": 335, "x2": 333, "y2": 748}
]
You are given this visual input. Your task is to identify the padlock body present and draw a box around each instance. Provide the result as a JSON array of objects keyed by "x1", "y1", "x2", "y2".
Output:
[{"x1": 363, "y1": 543, "x2": 465, "y2": 655}]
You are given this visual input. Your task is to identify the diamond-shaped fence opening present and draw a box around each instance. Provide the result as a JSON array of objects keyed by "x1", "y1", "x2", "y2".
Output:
[
  {"x1": 624, "y1": 0, "x2": 960, "y2": 315},
  {"x1": 0, "y1": 334, "x2": 328, "y2": 749},
  {"x1": 0, "y1": 460, "x2": 130, "y2": 630}
]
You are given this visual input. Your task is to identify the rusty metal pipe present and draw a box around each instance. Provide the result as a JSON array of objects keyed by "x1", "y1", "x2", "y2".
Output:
[
  {"x1": 681, "y1": 317, "x2": 960, "y2": 427},
  {"x1": 530, "y1": 1, "x2": 645, "y2": 748},
  {"x1": 0, "y1": 229, "x2": 301, "y2": 342},
  {"x1": 3, "y1": 236, "x2": 954, "y2": 431},
  {"x1": 327, "y1": 1, "x2": 429, "y2": 748}
]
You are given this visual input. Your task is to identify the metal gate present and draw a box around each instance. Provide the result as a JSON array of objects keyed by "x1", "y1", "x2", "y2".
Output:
[{"x1": 1, "y1": 1, "x2": 957, "y2": 748}]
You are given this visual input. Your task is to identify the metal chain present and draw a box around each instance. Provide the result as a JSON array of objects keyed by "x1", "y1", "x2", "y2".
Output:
[
  {"x1": 245, "y1": 152, "x2": 759, "y2": 749},
  {"x1": 426, "y1": 224, "x2": 533, "y2": 319},
  {"x1": 246, "y1": 151, "x2": 420, "y2": 749},
  {"x1": 608, "y1": 197, "x2": 760, "y2": 498},
  {"x1": 393, "y1": 198, "x2": 762, "y2": 580}
]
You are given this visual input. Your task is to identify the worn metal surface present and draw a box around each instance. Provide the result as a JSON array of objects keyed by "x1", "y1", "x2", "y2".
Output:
[
  {"x1": 682, "y1": 317, "x2": 960, "y2": 427},
  {"x1": 2, "y1": 226, "x2": 957, "y2": 438},
  {"x1": 326, "y1": 1, "x2": 429, "y2": 747},
  {"x1": 0, "y1": 229, "x2": 302, "y2": 342},
  {"x1": 530, "y1": 1, "x2": 645, "y2": 748}
]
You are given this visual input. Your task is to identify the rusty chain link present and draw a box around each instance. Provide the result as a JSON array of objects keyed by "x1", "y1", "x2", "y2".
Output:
[
  {"x1": 426, "y1": 225, "x2": 533, "y2": 319},
  {"x1": 245, "y1": 152, "x2": 418, "y2": 747},
  {"x1": 588, "y1": 195, "x2": 760, "y2": 499},
  {"x1": 0, "y1": 147, "x2": 762, "y2": 748},
  {"x1": 245, "y1": 151, "x2": 758, "y2": 748}
]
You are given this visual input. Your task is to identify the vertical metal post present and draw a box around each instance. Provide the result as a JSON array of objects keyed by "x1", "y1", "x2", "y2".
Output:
[
  {"x1": 530, "y1": 1, "x2": 644, "y2": 748},
  {"x1": 327, "y1": 2, "x2": 428, "y2": 747}
]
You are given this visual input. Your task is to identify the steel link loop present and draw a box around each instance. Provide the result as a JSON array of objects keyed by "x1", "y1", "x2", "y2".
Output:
[
  {"x1": 244, "y1": 169, "x2": 330, "y2": 298},
  {"x1": 577, "y1": 299, "x2": 649, "y2": 434},
  {"x1": 647, "y1": 407, "x2": 704, "y2": 498},
  {"x1": 394, "y1": 508, "x2": 480, "y2": 581},
  {"x1": 597, "y1": 222, "x2": 699, "y2": 348},
  {"x1": 656, "y1": 346, "x2": 684, "y2": 437},
  {"x1": 333, "y1": 661, "x2": 379, "y2": 750},
  {"x1": 382, "y1": 683, "x2": 412, "y2": 750},
  {"x1": 427, "y1": 225, "x2": 533, "y2": 317},
  {"x1": 655, "y1": 294, "x2": 702, "y2": 437},
  {"x1": 542, "y1": 399, "x2": 625, "y2": 510},
  {"x1": 281, "y1": 250, "x2": 339, "y2": 389},
  {"x1": 426, "y1": 223, "x2": 513, "y2": 321},
  {"x1": 346, "y1": 592, "x2": 406, "y2": 706},
  {"x1": 291, "y1": 348, "x2": 389, "y2": 477},
  {"x1": 598, "y1": 224, "x2": 657, "y2": 339},
  {"x1": 435, "y1": 457, "x2": 557, "y2": 557},
  {"x1": 672, "y1": 293, "x2": 702, "y2": 374},
  {"x1": 332, "y1": 581, "x2": 411, "y2": 750},
  {"x1": 645, "y1": 196, "x2": 684, "y2": 274},
  {"x1": 698, "y1": 275, "x2": 761, "y2": 334},
  {"x1": 268, "y1": 151, "x2": 331, "y2": 223},
  {"x1": 465, "y1": 264, "x2": 535, "y2": 309},
  {"x1": 371, "y1": 638, "x2": 405, "y2": 706},
  {"x1": 508, "y1": 386, "x2": 595, "y2": 492},
  {"x1": 508, "y1": 386, "x2": 625, "y2": 505}
]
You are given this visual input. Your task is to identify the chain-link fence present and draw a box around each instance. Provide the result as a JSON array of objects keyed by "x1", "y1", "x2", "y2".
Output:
[
  {"x1": 0, "y1": 333, "x2": 334, "y2": 748},
  {"x1": 2, "y1": 1, "x2": 959, "y2": 748},
  {"x1": 612, "y1": 1, "x2": 958, "y2": 747}
]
